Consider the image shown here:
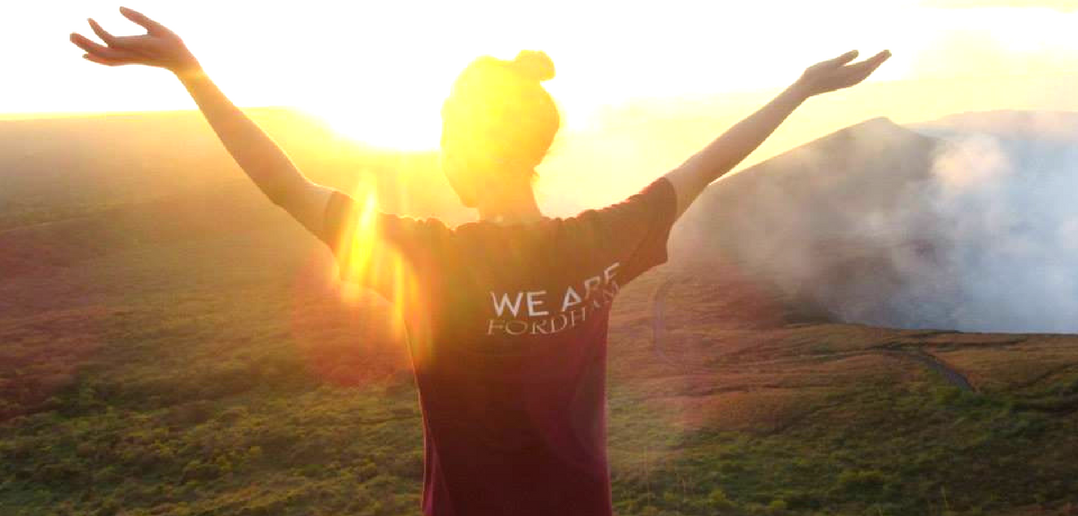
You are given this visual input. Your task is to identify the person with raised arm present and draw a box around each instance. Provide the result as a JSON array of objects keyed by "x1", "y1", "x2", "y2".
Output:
[{"x1": 71, "y1": 8, "x2": 889, "y2": 515}]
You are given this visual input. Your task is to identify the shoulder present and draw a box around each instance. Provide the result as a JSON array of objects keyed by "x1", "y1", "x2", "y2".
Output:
[{"x1": 567, "y1": 177, "x2": 676, "y2": 227}]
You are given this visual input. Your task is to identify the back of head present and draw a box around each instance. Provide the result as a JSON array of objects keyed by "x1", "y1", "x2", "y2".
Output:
[{"x1": 441, "y1": 51, "x2": 560, "y2": 206}]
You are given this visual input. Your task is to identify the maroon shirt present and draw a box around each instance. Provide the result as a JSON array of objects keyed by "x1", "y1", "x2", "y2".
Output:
[{"x1": 317, "y1": 177, "x2": 677, "y2": 515}]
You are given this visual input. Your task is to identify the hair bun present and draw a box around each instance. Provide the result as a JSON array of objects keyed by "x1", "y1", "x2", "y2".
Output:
[{"x1": 511, "y1": 50, "x2": 555, "y2": 82}]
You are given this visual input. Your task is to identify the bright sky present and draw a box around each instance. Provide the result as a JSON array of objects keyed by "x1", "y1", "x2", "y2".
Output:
[{"x1": 9, "y1": 0, "x2": 1078, "y2": 148}]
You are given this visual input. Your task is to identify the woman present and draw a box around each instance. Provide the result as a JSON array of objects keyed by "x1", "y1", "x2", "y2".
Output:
[{"x1": 71, "y1": 8, "x2": 888, "y2": 515}]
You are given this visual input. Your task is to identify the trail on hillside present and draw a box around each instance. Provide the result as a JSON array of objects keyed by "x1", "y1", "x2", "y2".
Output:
[{"x1": 650, "y1": 275, "x2": 977, "y2": 393}]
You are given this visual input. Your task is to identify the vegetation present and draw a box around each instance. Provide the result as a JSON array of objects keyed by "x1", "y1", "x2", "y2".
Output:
[
  {"x1": 3, "y1": 111, "x2": 1078, "y2": 515},
  {"x1": 5, "y1": 215, "x2": 1078, "y2": 515},
  {"x1": 607, "y1": 378, "x2": 1078, "y2": 516}
]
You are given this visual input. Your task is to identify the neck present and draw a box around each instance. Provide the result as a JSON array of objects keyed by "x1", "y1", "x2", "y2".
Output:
[{"x1": 476, "y1": 176, "x2": 545, "y2": 224}]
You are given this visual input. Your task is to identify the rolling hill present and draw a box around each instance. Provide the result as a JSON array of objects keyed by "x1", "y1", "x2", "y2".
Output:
[
  {"x1": 1, "y1": 110, "x2": 1077, "y2": 515},
  {"x1": 0, "y1": 109, "x2": 469, "y2": 232}
]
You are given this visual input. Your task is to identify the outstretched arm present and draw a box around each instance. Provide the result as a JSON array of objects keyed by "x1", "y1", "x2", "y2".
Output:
[
  {"x1": 663, "y1": 49, "x2": 891, "y2": 219},
  {"x1": 70, "y1": 7, "x2": 332, "y2": 234}
]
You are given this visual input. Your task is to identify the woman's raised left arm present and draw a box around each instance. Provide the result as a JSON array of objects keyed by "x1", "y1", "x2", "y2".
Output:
[{"x1": 663, "y1": 49, "x2": 891, "y2": 219}]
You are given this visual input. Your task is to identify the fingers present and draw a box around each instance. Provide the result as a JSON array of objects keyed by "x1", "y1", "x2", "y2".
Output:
[
  {"x1": 88, "y1": 18, "x2": 157, "y2": 54},
  {"x1": 849, "y1": 50, "x2": 892, "y2": 76},
  {"x1": 822, "y1": 49, "x2": 889, "y2": 73},
  {"x1": 802, "y1": 49, "x2": 891, "y2": 95},
  {"x1": 69, "y1": 33, "x2": 139, "y2": 62},
  {"x1": 87, "y1": 18, "x2": 117, "y2": 45},
  {"x1": 826, "y1": 50, "x2": 860, "y2": 68},
  {"x1": 82, "y1": 53, "x2": 132, "y2": 67},
  {"x1": 69, "y1": 32, "x2": 111, "y2": 55},
  {"x1": 834, "y1": 50, "x2": 891, "y2": 87},
  {"x1": 119, "y1": 6, "x2": 167, "y2": 34},
  {"x1": 865, "y1": 50, "x2": 892, "y2": 67}
]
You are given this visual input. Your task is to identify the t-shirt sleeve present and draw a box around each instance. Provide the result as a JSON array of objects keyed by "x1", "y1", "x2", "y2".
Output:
[
  {"x1": 580, "y1": 177, "x2": 679, "y2": 285},
  {"x1": 315, "y1": 190, "x2": 447, "y2": 296}
]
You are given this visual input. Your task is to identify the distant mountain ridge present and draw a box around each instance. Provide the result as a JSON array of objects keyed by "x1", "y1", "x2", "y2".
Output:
[{"x1": 0, "y1": 108, "x2": 465, "y2": 232}]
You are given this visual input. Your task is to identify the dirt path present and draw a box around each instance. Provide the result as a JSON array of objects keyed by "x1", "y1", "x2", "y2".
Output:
[
  {"x1": 650, "y1": 276, "x2": 977, "y2": 392},
  {"x1": 877, "y1": 347, "x2": 976, "y2": 392}
]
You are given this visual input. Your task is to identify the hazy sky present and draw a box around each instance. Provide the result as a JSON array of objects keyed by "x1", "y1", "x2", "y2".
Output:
[{"x1": 8, "y1": 0, "x2": 1078, "y2": 147}]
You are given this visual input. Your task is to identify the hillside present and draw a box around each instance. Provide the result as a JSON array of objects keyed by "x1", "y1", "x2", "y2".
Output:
[
  {"x1": 670, "y1": 117, "x2": 944, "y2": 326},
  {"x1": 2, "y1": 112, "x2": 1078, "y2": 515},
  {"x1": 0, "y1": 109, "x2": 470, "y2": 231}
]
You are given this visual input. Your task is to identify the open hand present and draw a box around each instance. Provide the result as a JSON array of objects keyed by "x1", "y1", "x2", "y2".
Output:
[
  {"x1": 69, "y1": 7, "x2": 199, "y2": 75},
  {"x1": 795, "y1": 50, "x2": 891, "y2": 98}
]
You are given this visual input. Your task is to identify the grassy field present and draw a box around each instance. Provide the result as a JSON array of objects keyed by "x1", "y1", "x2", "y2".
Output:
[
  {"x1": 3, "y1": 112, "x2": 1078, "y2": 515},
  {"x1": 4, "y1": 213, "x2": 1078, "y2": 515}
]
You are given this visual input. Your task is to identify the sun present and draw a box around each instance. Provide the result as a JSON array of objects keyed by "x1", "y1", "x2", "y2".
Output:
[{"x1": 303, "y1": 84, "x2": 446, "y2": 151}]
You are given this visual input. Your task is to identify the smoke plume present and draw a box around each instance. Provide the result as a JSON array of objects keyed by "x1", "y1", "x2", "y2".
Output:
[{"x1": 669, "y1": 111, "x2": 1078, "y2": 334}]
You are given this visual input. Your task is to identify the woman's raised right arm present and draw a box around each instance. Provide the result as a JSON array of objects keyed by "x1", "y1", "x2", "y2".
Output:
[{"x1": 70, "y1": 7, "x2": 333, "y2": 234}]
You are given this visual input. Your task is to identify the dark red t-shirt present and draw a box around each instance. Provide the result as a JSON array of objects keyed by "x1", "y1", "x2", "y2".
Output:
[{"x1": 316, "y1": 177, "x2": 678, "y2": 515}]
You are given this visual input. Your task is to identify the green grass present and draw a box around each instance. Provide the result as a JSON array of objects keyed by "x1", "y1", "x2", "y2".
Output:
[
  {"x1": 607, "y1": 377, "x2": 1078, "y2": 516},
  {"x1": 3, "y1": 212, "x2": 1078, "y2": 515},
  {"x1": 8, "y1": 360, "x2": 1078, "y2": 515}
]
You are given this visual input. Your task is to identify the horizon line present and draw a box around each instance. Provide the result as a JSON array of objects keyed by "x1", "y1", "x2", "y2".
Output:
[
  {"x1": 8, "y1": 71, "x2": 1078, "y2": 122},
  {"x1": 0, "y1": 105, "x2": 301, "y2": 122}
]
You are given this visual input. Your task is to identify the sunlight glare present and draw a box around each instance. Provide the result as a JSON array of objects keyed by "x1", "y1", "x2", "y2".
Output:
[
  {"x1": 309, "y1": 93, "x2": 444, "y2": 151},
  {"x1": 333, "y1": 184, "x2": 431, "y2": 363}
]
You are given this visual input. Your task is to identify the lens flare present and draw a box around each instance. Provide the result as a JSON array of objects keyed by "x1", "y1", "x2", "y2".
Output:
[{"x1": 328, "y1": 182, "x2": 433, "y2": 368}]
